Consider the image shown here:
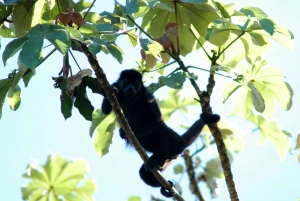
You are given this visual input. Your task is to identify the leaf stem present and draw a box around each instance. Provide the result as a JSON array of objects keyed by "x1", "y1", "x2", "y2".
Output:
[
  {"x1": 126, "y1": 15, "x2": 154, "y2": 40},
  {"x1": 217, "y1": 31, "x2": 245, "y2": 59},
  {"x1": 189, "y1": 28, "x2": 211, "y2": 60}
]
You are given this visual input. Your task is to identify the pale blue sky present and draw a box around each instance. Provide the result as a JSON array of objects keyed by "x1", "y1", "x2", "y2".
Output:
[{"x1": 0, "y1": 0, "x2": 299, "y2": 201}]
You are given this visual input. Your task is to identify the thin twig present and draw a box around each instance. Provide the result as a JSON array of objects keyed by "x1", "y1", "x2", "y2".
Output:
[
  {"x1": 69, "y1": 50, "x2": 82, "y2": 70},
  {"x1": 187, "y1": 66, "x2": 231, "y2": 78}
]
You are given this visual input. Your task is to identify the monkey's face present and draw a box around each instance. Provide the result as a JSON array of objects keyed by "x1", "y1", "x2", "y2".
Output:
[{"x1": 120, "y1": 78, "x2": 141, "y2": 98}]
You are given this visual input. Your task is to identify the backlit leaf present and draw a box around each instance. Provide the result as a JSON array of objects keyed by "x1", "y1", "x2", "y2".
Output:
[
  {"x1": 12, "y1": 0, "x2": 46, "y2": 37},
  {"x1": 93, "y1": 111, "x2": 117, "y2": 157},
  {"x1": 223, "y1": 61, "x2": 293, "y2": 118},
  {"x1": 0, "y1": 78, "x2": 13, "y2": 118},
  {"x1": 136, "y1": 1, "x2": 219, "y2": 56},
  {"x1": 246, "y1": 111, "x2": 291, "y2": 161},
  {"x1": 22, "y1": 153, "x2": 96, "y2": 200},
  {"x1": 7, "y1": 84, "x2": 21, "y2": 111}
]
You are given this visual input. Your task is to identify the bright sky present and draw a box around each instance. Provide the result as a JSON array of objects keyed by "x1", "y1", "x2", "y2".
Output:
[{"x1": 0, "y1": 0, "x2": 299, "y2": 201}]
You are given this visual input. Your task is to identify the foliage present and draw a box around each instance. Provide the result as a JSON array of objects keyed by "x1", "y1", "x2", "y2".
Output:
[{"x1": 22, "y1": 153, "x2": 96, "y2": 201}]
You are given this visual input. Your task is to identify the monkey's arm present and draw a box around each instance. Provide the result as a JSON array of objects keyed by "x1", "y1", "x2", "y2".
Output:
[
  {"x1": 181, "y1": 113, "x2": 220, "y2": 147},
  {"x1": 101, "y1": 83, "x2": 119, "y2": 115}
]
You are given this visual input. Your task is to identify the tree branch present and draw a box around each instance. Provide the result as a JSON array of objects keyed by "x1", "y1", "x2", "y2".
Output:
[
  {"x1": 200, "y1": 54, "x2": 239, "y2": 201},
  {"x1": 79, "y1": 41, "x2": 185, "y2": 201},
  {"x1": 183, "y1": 150, "x2": 205, "y2": 201}
]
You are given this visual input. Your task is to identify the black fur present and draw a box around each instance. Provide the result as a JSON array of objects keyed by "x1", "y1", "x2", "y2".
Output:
[{"x1": 101, "y1": 70, "x2": 220, "y2": 197}]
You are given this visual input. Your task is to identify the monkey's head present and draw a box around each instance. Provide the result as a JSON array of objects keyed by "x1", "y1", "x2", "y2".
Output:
[{"x1": 118, "y1": 70, "x2": 143, "y2": 98}]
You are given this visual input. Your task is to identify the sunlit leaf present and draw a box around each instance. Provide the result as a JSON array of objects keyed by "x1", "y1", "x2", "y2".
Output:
[
  {"x1": 0, "y1": 78, "x2": 13, "y2": 118},
  {"x1": 92, "y1": 110, "x2": 117, "y2": 157},
  {"x1": 74, "y1": 0, "x2": 92, "y2": 12},
  {"x1": 22, "y1": 153, "x2": 96, "y2": 201},
  {"x1": 126, "y1": 28, "x2": 138, "y2": 47},
  {"x1": 245, "y1": 111, "x2": 291, "y2": 161},
  {"x1": 157, "y1": 89, "x2": 198, "y2": 122},
  {"x1": 205, "y1": 157, "x2": 224, "y2": 182},
  {"x1": 223, "y1": 61, "x2": 293, "y2": 118},
  {"x1": 12, "y1": 0, "x2": 46, "y2": 37},
  {"x1": 173, "y1": 164, "x2": 184, "y2": 174},
  {"x1": 201, "y1": 119, "x2": 244, "y2": 152},
  {"x1": 128, "y1": 196, "x2": 142, "y2": 201},
  {"x1": 107, "y1": 43, "x2": 124, "y2": 64},
  {"x1": 7, "y1": 84, "x2": 21, "y2": 111},
  {"x1": 136, "y1": 1, "x2": 219, "y2": 56}
]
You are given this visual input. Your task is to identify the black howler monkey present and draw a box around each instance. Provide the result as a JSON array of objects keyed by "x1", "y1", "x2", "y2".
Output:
[{"x1": 101, "y1": 70, "x2": 220, "y2": 197}]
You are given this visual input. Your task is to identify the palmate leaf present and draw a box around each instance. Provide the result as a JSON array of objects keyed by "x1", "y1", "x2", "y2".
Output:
[
  {"x1": 244, "y1": 111, "x2": 291, "y2": 161},
  {"x1": 91, "y1": 109, "x2": 117, "y2": 157},
  {"x1": 12, "y1": 0, "x2": 46, "y2": 37},
  {"x1": 22, "y1": 153, "x2": 96, "y2": 201},
  {"x1": 223, "y1": 61, "x2": 293, "y2": 118},
  {"x1": 206, "y1": 4, "x2": 293, "y2": 67},
  {"x1": 157, "y1": 89, "x2": 198, "y2": 122},
  {"x1": 135, "y1": 0, "x2": 219, "y2": 56},
  {"x1": 3, "y1": 24, "x2": 70, "y2": 68}
]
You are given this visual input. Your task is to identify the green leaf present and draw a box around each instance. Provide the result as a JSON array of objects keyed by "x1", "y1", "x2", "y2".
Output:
[
  {"x1": 19, "y1": 36, "x2": 43, "y2": 69},
  {"x1": 224, "y1": 61, "x2": 293, "y2": 118},
  {"x1": 0, "y1": 23, "x2": 16, "y2": 38},
  {"x1": 173, "y1": 164, "x2": 184, "y2": 174},
  {"x1": 147, "y1": 76, "x2": 165, "y2": 94},
  {"x1": 0, "y1": 78, "x2": 13, "y2": 118},
  {"x1": 22, "y1": 68, "x2": 36, "y2": 87},
  {"x1": 139, "y1": 38, "x2": 164, "y2": 58},
  {"x1": 126, "y1": 28, "x2": 138, "y2": 47},
  {"x1": 10, "y1": 24, "x2": 70, "y2": 69},
  {"x1": 74, "y1": 82, "x2": 94, "y2": 121},
  {"x1": 205, "y1": 157, "x2": 224, "y2": 182},
  {"x1": 107, "y1": 43, "x2": 124, "y2": 64},
  {"x1": 115, "y1": 0, "x2": 138, "y2": 15},
  {"x1": 80, "y1": 23, "x2": 100, "y2": 36},
  {"x1": 162, "y1": 72, "x2": 186, "y2": 89},
  {"x1": 128, "y1": 196, "x2": 142, "y2": 201},
  {"x1": 137, "y1": 1, "x2": 219, "y2": 56},
  {"x1": 45, "y1": 25, "x2": 71, "y2": 55},
  {"x1": 7, "y1": 85, "x2": 21, "y2": 111},
  {"x1": 88, "y1": 36, "x2": 107, "y2": 56},
  {"x1": 82, "y1": 12, "x2": 102, "y2": 24},
  {"x1": 0, "y1": 3, "x2": 13, "y2": 24},
  {"x1": 84, "y1": 77, "x2": 102, "y2": 94},
  {"x1": 22, "y1": 153, "x2": 96, "y2": 200},
  {"x1": 246, "y1": 111, "x2": 291, "y2": 160},
  {"x1": 12, "y1": 0, "x2": 46, "y2": 37},
  {"x1": 222, "y1": 81, "x2": 241, "y2": 103},
  {"x1": 58, "y1": 80, "x2": 74, "y2": 120},
  {"x1": 240, "y1": 6, "x2": 268, "y2": 20},
  {"x1": 215, "y1": 2, "x2": 231, "y2": 18},
  {"x1": 2, "y1": 37, "x2": 28, "y2": 66},
  {"x1": 93, "y1": 111, "x2": 117, "y2": 157},
  {"x1": 157, "y1": 89, "x2": 198, "y2": 122},
  {"x1": 74, "y1": 0, "x2": 92, "y2": 12}
]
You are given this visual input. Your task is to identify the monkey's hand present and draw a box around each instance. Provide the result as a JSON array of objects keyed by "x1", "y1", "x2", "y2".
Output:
[
  {"x1": 161, "y1": 181, "x2": 176, "y2": 198},
  {"x1": 144, "y1": 156, "x2": 163, "y2": 171},
  {"x1": 119, "y1": 128, "x2": 127, "y2": 140},
  {"x1": 200, "y1": 113, "x2": 220, "y2": 124}
]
